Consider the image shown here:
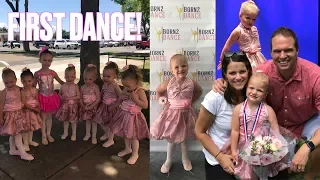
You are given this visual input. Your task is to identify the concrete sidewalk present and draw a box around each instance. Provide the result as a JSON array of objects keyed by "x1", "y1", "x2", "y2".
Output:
[{"x1": 0, "y1": 120, "x2": 150, "y2": 180}]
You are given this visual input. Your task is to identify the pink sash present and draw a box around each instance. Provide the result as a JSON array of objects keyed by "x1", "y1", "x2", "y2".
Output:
[{"x1": 168, "y1": 99, "x2": 191, "y2": 109}]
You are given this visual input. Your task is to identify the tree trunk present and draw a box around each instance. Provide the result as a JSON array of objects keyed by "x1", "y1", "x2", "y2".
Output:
[
  {"x1": 23, "y1": 0, "x2": 30, "y2": 51},
  {"x1": 79, "y1": 0, "x2": 102, "y2": 88}
]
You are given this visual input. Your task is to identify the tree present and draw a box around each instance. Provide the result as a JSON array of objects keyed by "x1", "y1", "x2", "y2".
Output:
[
  {"x1": 5, "y1": 0, "x2": 30, "y2": 51},
  {"x1": 112, "y1": 0, "x2": 150, "y2": 36},
  {"x1": 0, "y1": 27, "x2": 8, "y2": 32},
  {"x1": 79, "y1": 0, "x2": 103, "y2": 87},
  {"x1": 53, "y1": 30, "x2": 70, "y2": 39}
]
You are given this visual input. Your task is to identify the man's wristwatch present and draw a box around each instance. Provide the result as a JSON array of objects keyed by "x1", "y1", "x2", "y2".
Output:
[{"x1": 305, "y1": 140, "x2": 315, "y2": 152}]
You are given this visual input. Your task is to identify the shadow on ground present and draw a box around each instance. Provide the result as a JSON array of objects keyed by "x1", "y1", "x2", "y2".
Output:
[{"x1": 0, "y1": 119, "x2": 150, "y2": 180}]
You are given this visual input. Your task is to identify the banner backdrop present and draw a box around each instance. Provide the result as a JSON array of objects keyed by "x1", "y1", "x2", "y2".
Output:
[{"x1": 150, "y1": 0, "x2": 216, "y2": 151}]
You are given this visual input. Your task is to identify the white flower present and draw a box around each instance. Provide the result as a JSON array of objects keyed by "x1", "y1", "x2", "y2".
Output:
[
  {"x1": 270, "y1": 144, "x2": 278, "y2": 152},
  {"x1": 158, "y1": 97, "x2": 167, "y2": 105},
  {"x1": 255, "y1": 136, "x2": 263, "y2": 142},
  {"x1": 272, "y1": 138, "x2": 283, "y2": 149}
]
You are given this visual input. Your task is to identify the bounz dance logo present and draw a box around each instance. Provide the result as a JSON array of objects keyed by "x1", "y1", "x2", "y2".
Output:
[
  {"x1": 150, "y1": 50, "x2": 167, "y2": 61},
  {"x1": 176, "y1": 4, "x2": 201, "y2": 20},
  {"x1": 176, "y1": 48, "x2": 200, "y2": 61},
  {"x1": 155, "y1": 27, "x2": 180, "y2": 42},
  {"x1": 157, "y1": 70, "x2": 173, "y2": 83},
  {"x1": 191, "y1": 27, "x2": 215, "y2": 42},
  {"x1": 151, "y1": 5, "x2": 165, "y2": 19}
]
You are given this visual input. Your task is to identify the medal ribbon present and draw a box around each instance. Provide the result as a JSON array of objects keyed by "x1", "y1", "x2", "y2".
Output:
[{"x1": 243, "y1": 99, "x2": 262, "y2": 142}]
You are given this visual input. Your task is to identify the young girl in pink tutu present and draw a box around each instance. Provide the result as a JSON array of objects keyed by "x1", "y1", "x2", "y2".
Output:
[
  {"x1": 229, "y1": 72, "x2": 292, "y2": 179},
  {"x1": 34, "y1": 47, "x2": 64, "y2": 145},
  {"x1": 20, "y1": 68, "x2": 42, "y2": 151},
  {"x1": 110, "y1": 65, "x2": 149, "y2": 165},
  {"x1": 0, "y1": 68, "x2": 34, "y2": 161},
  {"x1": 217, "y1": 0, "x2": 266, "y2": 71},
  {"x1": 55, "y1": 64, "x2": 80, "y2": 141},
  {"x1": 150, "y1": 54, "x2": 203, "y2": 173},
  {"x1": 92, "y1": 61, "x2": 122, "y2": 148},
  {"x1": 80, "y1": 64, "x2": 101, "y2": 144}
]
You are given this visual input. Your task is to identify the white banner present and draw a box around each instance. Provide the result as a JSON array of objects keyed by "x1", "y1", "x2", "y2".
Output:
[{"x1": 150, "y1": 0, "x2": 216, "y2": 151}]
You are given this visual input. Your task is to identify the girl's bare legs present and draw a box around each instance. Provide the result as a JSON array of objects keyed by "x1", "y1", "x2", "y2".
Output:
[
  {"x1": 40, "y1": 113, "x2": 48, "y2": 145},
  {"x1": 14, "y1": 133, "x2": 34, "y2": 161},
  {"x1": 118, "y1": 138, "x2": 132, "y2": 157},
  {"x1": 61, "y1": 121, "x2": 69, "y2": 140},
  {"x1": 28, "y1": 131, "x2": 38, "y2": 146},
  {"x1": 22, "y1": 133, "x2": 30, "y2": 151},
  {"x1": 100, "y1": 126, "x2": 108, "y2": 141},
  {"x1": 127, "y1": 139, "x2": 139, "y2": 164},
  {"x1": 161, "y1": 143, "x2": 175, "y2": 173},
  {"x1": 102, "y1": 127, "x2": 114, "y2": 148},
  {"x1": 83, "y1": 120, "x2": 91, "y2": 141},
  {"x1": 46, "y1": 114, "x2": 54, "y2": 143},
  {"x1": 9, "y1": 136, "x2": 19, "y2": 155},
  {"x1": 181, "y1": 141, "x2": 192, "y2": 171},
  {"x1": 71, "y1": 122, "x2": 77, "y2": 141},
  {"x1": 91, "y1": 121, "x2": 97, "y2": 144}
]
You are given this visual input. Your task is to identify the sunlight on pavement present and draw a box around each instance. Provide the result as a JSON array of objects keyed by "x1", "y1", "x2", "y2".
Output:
[{"x1": 96, "y1": 161, "x2": 119, "y2": 177}]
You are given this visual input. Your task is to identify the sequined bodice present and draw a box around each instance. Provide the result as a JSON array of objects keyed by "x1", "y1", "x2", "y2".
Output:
[
  {"x1": 4, "y1": 88, "x2": 23, "y2": 111},
  {"x1": 36, "y1": 70, "x2": 55, "y2": 96}
]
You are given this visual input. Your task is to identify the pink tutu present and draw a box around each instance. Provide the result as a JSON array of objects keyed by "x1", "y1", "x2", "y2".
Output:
[
  {"x1": 0, "y1": 110, "x2": 27, "y2": 136},
  {"x1": 38, "y1": 93, "x2": 60, "y2": 113},
  {"x1": 55, "y1": 100, "x2": 79, "y2": 123}
]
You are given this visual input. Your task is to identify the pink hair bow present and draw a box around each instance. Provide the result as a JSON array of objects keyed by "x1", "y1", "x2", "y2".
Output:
[
  {"x1": 22, "y1": 67, "x2": 29, "y2": 72},
  {"x1": 2, "y1": 67, "x2": 10, "y2": 72},
  {"x1": 122, "y1": 65, "x2": 129, "y2": 71},
  {"x1": 68, "y1": 64, "x2": 74, "y2": 67},
  {"x1": 88, "y1": 64, "x2": 95, "y2": 67},
  {"x1": 38, "y1": 46, "x2": 49, "y2": 56},
  {"x1": 106, "y1": 61, "x2": 113, "y2": 66}
]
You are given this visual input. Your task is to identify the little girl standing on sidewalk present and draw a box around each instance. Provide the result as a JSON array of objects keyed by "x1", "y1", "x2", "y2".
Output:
[
  {"x1": 80, "y1": 64, "x2": 100, "y2": 144},
  {"x1": 34, "y1": 47, "x2": 64, "y2": 145},
  {"x1": 93, "y1": 61, "x2": 122, "y2": 148},
  {"x1": 20, "y1": 68, "x2": 42, "y2": 151},
  {"x1": 55, "y1": 64, "x2": 81, "y2": 141}
]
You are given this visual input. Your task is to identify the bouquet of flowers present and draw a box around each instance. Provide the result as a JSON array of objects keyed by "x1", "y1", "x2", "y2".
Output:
[{"x1": 239, "y1": 129, "x2": 291, "y2": 180}]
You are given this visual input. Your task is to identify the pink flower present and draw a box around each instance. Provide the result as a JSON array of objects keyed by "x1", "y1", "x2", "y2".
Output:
[
  {"x1": 68, "y1": 64, "x2": 74, "y2": 67},
  {"x1": 129, "y1": 106, "x2": 140, "y2": 114},
  {"x1": 22, "y1": 67, "x2": 29, "y2": 72},
  {"x1": 122, "y1": 65, "x2": 129, "y2": 70},
  {"x1": 105, "y1": 61, "x2": 112, "y2": 66},
  {"x1": 260, "y1": 154, "x2": 273, "y2": 166},
  {"x1": 272, "y1": 138, "x2": 283, "y2": 149}
]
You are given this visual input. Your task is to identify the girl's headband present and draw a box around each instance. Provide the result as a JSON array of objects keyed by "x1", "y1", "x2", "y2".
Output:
[
  {"x1": 106, "y1": 61, "x2": 113, "y2": 66},
  {"x1": 68, "y1": 64, "x2": 75, "y2": 67}
]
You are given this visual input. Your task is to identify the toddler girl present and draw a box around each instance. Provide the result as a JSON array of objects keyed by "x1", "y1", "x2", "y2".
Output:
[
  {"x1": 92, "y1": 61, "x2": 122, "y2": 148},
  {"x1": 20, "y1": 68, "x2": 42, "y2": 151},
  {"x1": 217, "y1": 0, "x2": 266, "y2": 71},
  {"x1": 34, "y1": 47, "x2": 64, "y2": 145},
  {"x1": 229, "y1": 72, "x2": 289, "y2": 179},
  {"x1": 0, "y1": 68, "x2": 34, "y2": 161},
  {"x1": 80, "y1": 64, "x2": 100, "y2": 144},
  {"x1": 55, "y1": 64, "x2": 80, "y2": 141},
  {"x1": 110, "y1": 65, "x2": 149, "y2": 165},
  {"x1": 150, "y1": 54, "x2": 203, "y2": 173}
]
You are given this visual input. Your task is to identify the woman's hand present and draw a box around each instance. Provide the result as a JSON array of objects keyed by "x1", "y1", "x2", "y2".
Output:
[{"x1": 216, "y1": 153, "x2": 235, "y2": 175}]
